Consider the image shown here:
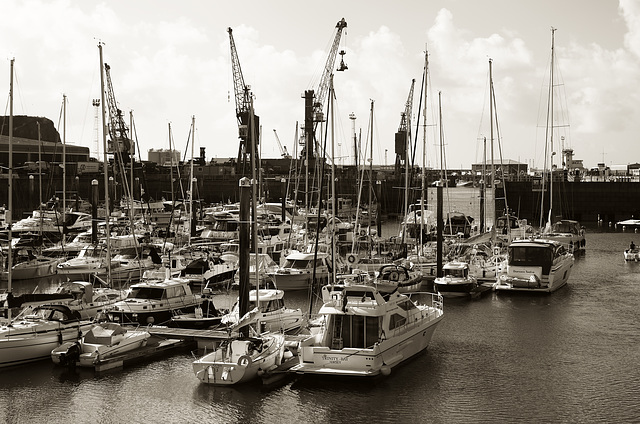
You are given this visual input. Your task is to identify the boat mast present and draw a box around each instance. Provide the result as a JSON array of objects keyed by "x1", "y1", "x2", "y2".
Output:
[
  {"x1": 489, "y1": 59, "x2": 496, "y2": 240},
  {"x1": 188, "y1": 115, "x2": 196, "y2": 246},
  {"x1": 540, "y1": 28, "x2": 556, "y2": 230},
  {"x1": 7, "y1": 58, "x2": 14, "y2": 320},
  {"x1": 421, "y1": 47, "x2": 429, "y2": 253},
  {"x1": 330, "y1": 76, "x2": 337, "y2": 283},
  {"x1": 98, "y1": 43, "x2": 112, "y2": 284},
  {"x1": 62, "y1": 94, "x2": 67, "y2": 234}
]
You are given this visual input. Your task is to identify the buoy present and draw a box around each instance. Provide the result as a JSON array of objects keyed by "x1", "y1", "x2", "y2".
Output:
[{"x1": 238, "y1": 355, "x2": 252, "y2": 366}]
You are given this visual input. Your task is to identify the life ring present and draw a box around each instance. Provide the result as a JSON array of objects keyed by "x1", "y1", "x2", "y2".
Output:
[
  {"x1": 208, "y1": 260, "x2": 215, "y2": 270},
  {"x1": 238, "y1": 355, "x2": 252, "y2": 367},
  {"x1": 346, "y1": 254, "x2": 358, "y2": 264},
  {"x1": 359, "y1": 229, "x2": 367, "y2": 237},
  {"x1": 389, "y1": 271, "x2": 399, "y2": 281}
]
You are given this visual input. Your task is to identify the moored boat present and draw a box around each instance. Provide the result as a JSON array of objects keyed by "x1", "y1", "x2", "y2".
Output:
[
  {"x1": 0, "y1": 304, "x2": 94, "y2": 368},
  {"x1": 495, "y1": 238, "x2": 574, "y2": 293},
  {"x1": 107, "y1": 277, "x2": 203, "y2": 326},
  {"x1": 220, "y1": 289, "x2": 304, "y2": 333},
  {"x1": 290, "y1": 283, "x2": 443, "y2": 377},
  {"x1": 266, "y1": 249, "x2": 330, "y2": 291},
  {"x1": 433, "y1": 261, "x2": 479, "y2": 297},
  {"x1": 51, "y1": 322, "x2": 151, "y2": 367},
  {"x1": 192, "y1": 332, "x2": 286, "y2": 385}
]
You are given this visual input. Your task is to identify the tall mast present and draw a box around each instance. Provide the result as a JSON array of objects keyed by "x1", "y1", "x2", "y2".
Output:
[
  {"x1": 489, "y1": 59, "x2": 496, "y2": 237},
  {"x1": 98, "y1": 43, "x2": 112, "y2": 284},
  {"x1": 421, "y1": 47, "x2": 429, "y2": 251},
  {"x1": 189, "y1": 115, "x2": 196, "y2": 245},
  {"x1": 62, "y1": 94, "x2": 67, "y2": 230},
  {"x1": 7, "y1": 58, "x2": 14, "y2": 318}
]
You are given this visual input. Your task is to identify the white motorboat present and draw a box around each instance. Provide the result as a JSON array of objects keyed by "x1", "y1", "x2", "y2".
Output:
[
  {"x1": 495, "y1": 238, "x2": 575, "y2": 293},
  {"x1": 433, "y1": 261, "x2": 479, "y2": 298},
  {"x1": 51, "y1": 322, "x2": 151, "y2": 367},
  {"x1": 220, "y1": 289, "x2": 304, "y2": 333},
  {"x1": 623, "y1": 246, "x2": 640, "y2": 261},
  {"x1": 266, "y1": 249, "x2": 330, "y2": 291},
  {"x1": 192, "y1": 332, "x2": 286, "y2": 385},
  {"x1": 542, "y1": 219, "x2": 586, "y2": 254},
  {"x1": 0, "y1": 304, "x2": 94, "y2": 368},
  {"x1": 369, "y1": 263, "x2": 423, "y2": 293},
  {"x1": 291, "y1": 283, "x2": 443, "y2": 377},
  {"x1": 107, "y1": 277, "x2": 203, "y2": 326},
  {"x1": 0, "y1": 247, "x2": 61, "y2": 281}
]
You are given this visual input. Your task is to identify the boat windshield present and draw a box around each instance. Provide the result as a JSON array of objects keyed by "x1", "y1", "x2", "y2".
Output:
[
  {"x1": 509, "y1": 246, "x2": 553, "y2": 273},
  {"x1": 127, "y1": 287, "x2": 165, "y2": 300},
  {"x1": 283, "y1": 259, "x2": 311, "y2": 269}
]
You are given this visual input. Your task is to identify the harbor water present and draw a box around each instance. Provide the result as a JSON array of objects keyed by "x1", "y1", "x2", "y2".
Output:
[{"x1": 2, "y1": 207, "x2": 640, "y2": 422}]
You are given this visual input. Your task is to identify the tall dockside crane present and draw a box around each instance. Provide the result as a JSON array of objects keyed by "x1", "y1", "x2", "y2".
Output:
[
  {"x1": 395, "y1": 79, "x2": 415, "y2": 175},
  {"x1": 104, "y1": 63, "x2": 132, "y2": 164},
  {"x1": 302, "y1": 18, "x2": 348, "y2": 161},
  {"x1": 228, "y1": 27, "x2": 260, "y2": 176}
]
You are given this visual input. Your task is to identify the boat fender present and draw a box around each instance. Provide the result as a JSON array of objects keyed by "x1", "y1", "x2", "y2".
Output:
[
  {"x1": 380, "y1": 365, "x2": 391, "y2": 376},
  {"x1": 238, "y1": 355, "x2": 252, "y2": 367},
  {"x1": 346, "y1": 254, "x2": 358, "y2": 264},
  {"x1": 493, "y1": 247, "x2": 500, "y2": 256}
]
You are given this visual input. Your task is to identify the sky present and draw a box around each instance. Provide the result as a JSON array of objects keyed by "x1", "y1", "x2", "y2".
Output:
[{"x1": 0, "y1": 0, "x2": 636, "y2": 169}]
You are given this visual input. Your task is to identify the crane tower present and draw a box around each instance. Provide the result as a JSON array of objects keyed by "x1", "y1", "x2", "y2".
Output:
[
  {"x1": 395, "y1": 79, "x2": 415, "y2": 175},
  {"x1": 104, "y1": 63, "x2": 132, "y2": 164}
]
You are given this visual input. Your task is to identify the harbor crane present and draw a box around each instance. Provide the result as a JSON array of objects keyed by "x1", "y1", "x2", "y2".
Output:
[
  {"x1": 302, "y1": 18, "x2": 347, "y2": 161},
  {"x1": 228, "y1": 27, "x2": 260, "y2": 176},
  {"x1": 273, "y1": 129, "x2": 291, "y2": 159},
  {"x1": 104, "y1": 63, "x2": 132, "y2": 164},
  {"x1": 395, "y1": 79, "x2": 415, "y2": 175}
]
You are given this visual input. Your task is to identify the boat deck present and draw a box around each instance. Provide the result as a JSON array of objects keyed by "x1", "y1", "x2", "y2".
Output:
[{"x1": 91, "y1": 335, "x2": 188, "y2": 373}]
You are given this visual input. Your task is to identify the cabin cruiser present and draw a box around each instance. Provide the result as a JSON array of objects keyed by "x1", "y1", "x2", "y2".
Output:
[
  {"x1": 107, "y1": 277, "x2": 203, "y2": 326},
  {"x1": 433, "y1": 261, "x2": 479, "y2": 297},
  {"x1": 541, "y1": 219, "x2": 586, "y2": 254},
  {"x1": 220, "y1": 289, "x2": 304, "y2": 333},
  {"x1": 495, "y1": 238, "x2": 574, "y2": 293},
  {"x1": 266, "y1": 249, "x2": 330, "y2": 291},
  {"x1": 291, "y1": 283, "x2": 443, "y2": 377}
]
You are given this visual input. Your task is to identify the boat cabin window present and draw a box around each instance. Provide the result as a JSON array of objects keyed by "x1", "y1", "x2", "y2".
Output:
[
  {"x1": 444, "y1": 267, "x2": 465, "y2": 278},
  {"x1": 165, "y1": 285, "x2": 187, "y2": 299},
  {"x1": 389, "y1": 313, "x2": 407, "y2": 330},
  {"x1": 332, "y1": 315, "x2": 381, "y2": 349}
]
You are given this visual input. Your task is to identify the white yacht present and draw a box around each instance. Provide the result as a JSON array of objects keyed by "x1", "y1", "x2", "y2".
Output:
[
  {"x1": 291, "y1": 283, "x2": 443, "y2": 377},
  {"x1": 495, "y1": 238, "x2": 574, "y2": 293}
]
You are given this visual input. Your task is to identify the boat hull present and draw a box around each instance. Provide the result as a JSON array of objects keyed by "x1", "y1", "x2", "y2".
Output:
[
  {"x1": 193, "y1": 334, "x2": 285, "y2": 385},
  {"x1": 293, "y1": 313, "x2": 443, "y2": 377},
  {"x1": 0, "y1": 322, "x2": 93, "y2": 368}
]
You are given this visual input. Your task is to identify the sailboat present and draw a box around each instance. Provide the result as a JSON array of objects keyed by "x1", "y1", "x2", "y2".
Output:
[
  {"x1": 536, "y1": 29, "x2": 586, "y2": 255},
  {"x1": 495, "y1": 29, "x2": 575, "y2": 293},
  {"x1": 0, "y1": 59, "x2": 93, "y2": 368}
]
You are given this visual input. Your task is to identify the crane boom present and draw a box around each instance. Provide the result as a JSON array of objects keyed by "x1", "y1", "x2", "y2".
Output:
[
  {"x1": 303, "y1": 18, "x2": 347, "y2": 160},
  {"x1": 273, "y1": 129, "x2": 290, "y2": 158},
  {"x1": 104, "y1": 63, "x2": 131, "y2": 163},
  {"x1": 228, "y1": 27, "x2": 251, "y2": 119},
  {"x1": 314, "y1": 18, "x2": 348, "y2": 118},
  {"x1": 228, "y1": 27, "x2": 260, "y2": 175}
]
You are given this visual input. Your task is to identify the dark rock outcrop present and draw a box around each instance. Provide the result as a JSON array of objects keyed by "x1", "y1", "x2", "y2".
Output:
[{"x1": 0, "y1": 115, "x2": 60, "y2": 142}]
